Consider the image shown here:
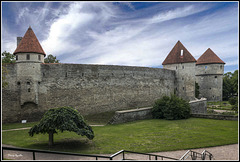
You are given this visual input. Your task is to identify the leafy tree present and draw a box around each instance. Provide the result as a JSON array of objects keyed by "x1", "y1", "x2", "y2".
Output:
[
  {"x1": 223, "y1": 70, "x2": 238, "y2": 100},
  {"x1": 29, "y1": 106, "x2": 94, "y2": 146},
  {"x1": 44, "y1": 54, "x2": 60, "y2": 63},
  {"x1": 152, "y1": 94, "x2": 191, "y2": 120},
  {"x1": 2, "y1": 51, "x2": 16, "y2": 63},
  {"x1": 231, "y1": 70, "x2": 238, "y2": 95},
  {"x1": 195, "y1": 82, "x2": 200, "y2": 99}
]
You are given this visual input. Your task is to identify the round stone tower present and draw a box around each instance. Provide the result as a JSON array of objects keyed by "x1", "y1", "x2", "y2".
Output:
[
  {"x1": 162, "y1": 40, "x2": 197, "y2": 101},
  {"x1": 13, "y1": 26, "x2": 46, "y2": 121},
  {"x1": 195, "y1": 48, "x2": 225, "y2": 101}
]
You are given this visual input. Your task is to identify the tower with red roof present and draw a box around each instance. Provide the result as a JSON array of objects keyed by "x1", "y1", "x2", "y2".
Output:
[
  {"x1": 162, "y1": 40, "x2": 197, "y2": 101},
  {"x1": 13, "y1": 26, "x2": 46, "y2": 63},
  {"x1": 13, "y1": 26, "x2": 46, "y2": 119},
  {"x1": 195, "y1": 48, "x2": 225, "y2": 101}
]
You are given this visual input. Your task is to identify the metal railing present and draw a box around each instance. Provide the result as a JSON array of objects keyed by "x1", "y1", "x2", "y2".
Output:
[
  {"x1": 201, "y1": 150, "x2": 214, "y2": 160},
  {"x1": 109, "y1": 150, "x2": 179, "y2": 160},
  {"x1": 2, "y1": 146, "x2": 213, "y2": 160},
  {"x1": 180, "y1": 150, "x2": 214, "y2": 160},
  {"x1": 2, "y1": 147, "x2": 110, "y2": 160},
  {"x1": 2, "y1": 147, "x2": 178, "y2": 160}
]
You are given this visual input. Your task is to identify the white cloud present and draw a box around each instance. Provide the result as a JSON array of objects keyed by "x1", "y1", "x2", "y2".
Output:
[
  {"x1": 148, "y1": 5, "x2": 208, "y2": 24},
  {"x1": 2, "y1": 2, "x2": 238, "y2": 72}
]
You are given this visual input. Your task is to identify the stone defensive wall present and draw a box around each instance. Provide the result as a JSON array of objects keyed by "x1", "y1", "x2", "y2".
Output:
[
  {"x1": 108, "y1": 99, "x2": 207, "y2": 125},
  {"x1": 2, "y1": 63, "x2": 176, "y2": 123}
]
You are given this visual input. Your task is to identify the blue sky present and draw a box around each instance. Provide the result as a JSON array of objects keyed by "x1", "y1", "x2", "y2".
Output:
[{"x1": 1, "y1": 1, "x2": 239, "y2": 73}]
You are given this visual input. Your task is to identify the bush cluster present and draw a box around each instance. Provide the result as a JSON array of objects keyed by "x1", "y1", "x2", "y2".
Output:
[
  {"x1": 152, "y1": 94, "x2": 191, "y2": 120},
  {"x1": 229, "y1": 97, "x2": 238, "y2": 112}
]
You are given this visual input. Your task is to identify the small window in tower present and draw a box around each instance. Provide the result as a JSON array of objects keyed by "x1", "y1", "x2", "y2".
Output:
[
  {"x1": 183, "y1": 87, "x2": 185, "y2": 90},
  {"x1": 182, "y1": 65, "x2": 184, "y2": 69},
  {"x1": 176, "y1": 66, "x2": 177, "y2": 69},
  {"x1": 16, "y1": 55, "x2": 18, "y2": 60},
  {"x1": 26, "y1": 54, "x2": 30, "y2": 60},
  {"x1": 27, "y1": 82, "x2": 30, "y2": 85},
  {"x1": 205, "y1": 66, "x2": 207, "y2": 70},
  {"x1": 220, "y1": 65, "x2": 222, "y2": 69},
  {"x1": 180, "y1": 49, "x2": 183, "y2": 57},
  {"x1": 215, "y1": 76, "x2": 217, "y2": 78},
  {"x1": 28, "y1": 88, "x2": 31, "y2": 92},
  {"x1": 17, "y1": 82, "x2": 20, "y2": 85},
  {"x1": 38, "y1": 55, "x2": 41, "y2": 61}
]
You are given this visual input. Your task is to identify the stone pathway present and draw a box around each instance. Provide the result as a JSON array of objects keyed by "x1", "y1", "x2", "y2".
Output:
[
  {"x1": 2, "y1": 125, "x2": 104, "y2": 132},
  {"x1": 2, "y1": 144, "x2": 238, "y2": 160}
]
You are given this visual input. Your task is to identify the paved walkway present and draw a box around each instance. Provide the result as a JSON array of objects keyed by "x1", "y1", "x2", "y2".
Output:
[
  {"x1": 2, "y1": 144, "x2": 238, "y2": 160},
  {"x1": 2, "y1": 125, "x2": 104, "y2": 132}
]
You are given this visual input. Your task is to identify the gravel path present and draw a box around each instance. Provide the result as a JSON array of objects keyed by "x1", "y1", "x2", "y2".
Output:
[{"x1": 2, "y1": 144, "x2": 238, "y2": 160}]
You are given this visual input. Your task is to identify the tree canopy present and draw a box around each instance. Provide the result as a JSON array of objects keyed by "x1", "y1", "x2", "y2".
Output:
[
  {"x1": 44, "y1": 54, "x2": 60, "y2": 63},
  {"x1": 2, "y1": 51, "x2": 16, "y2": 63},
  {"x1": 223, "y1": 70, "x2": 238, "y2": 101},
  {"x1": 29, "y1": 106, "x2": 94, "y2": 146}
]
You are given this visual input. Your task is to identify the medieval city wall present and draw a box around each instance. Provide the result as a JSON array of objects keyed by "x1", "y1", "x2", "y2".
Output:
[{"x1": 2, "y1": 63, "x2": 176, "y2": 123}]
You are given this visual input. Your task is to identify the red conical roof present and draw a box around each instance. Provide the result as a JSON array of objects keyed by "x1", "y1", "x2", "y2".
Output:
[
  {"x1": 162, "y1": 40, "x2": 196, "y2": 65},
  {"x1": 13, "y1": 27, "x2": 46, "y2": 56},
  {"x1": 196, "y1": 48, "x2": 225, "y2": 65}
]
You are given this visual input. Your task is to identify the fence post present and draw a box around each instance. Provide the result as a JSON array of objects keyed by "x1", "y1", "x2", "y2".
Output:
[
  {"x1": 122, "y1": 151, "x2": 125, "y2": 160},
  {"x1": 33, "y1": 151, "x2": 36, "y2": 160}
]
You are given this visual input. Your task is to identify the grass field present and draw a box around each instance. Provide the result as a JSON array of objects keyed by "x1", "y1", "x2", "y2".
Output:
[
  {"x1": 207, "y1": 101, "x2": 233, "y2": 110},
  {"x1": 2, "y1": 118, "x2": 238, "y2": 154}
]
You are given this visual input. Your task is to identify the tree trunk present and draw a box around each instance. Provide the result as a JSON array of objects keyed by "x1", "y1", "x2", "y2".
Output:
[{"x1": 49, "y1": 131, "x2": 54, "y2": 147}]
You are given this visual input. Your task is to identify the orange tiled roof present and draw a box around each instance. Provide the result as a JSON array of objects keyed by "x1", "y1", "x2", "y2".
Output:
[
  {"x1": 196, "y1": 48, "x2": 225, "y2": 65},
  {"x1": 13, "y1": 27, "x2": 46, "y2": 56},
  {"x1": 162, "y1": 40, "x2": 196, "y2": 65}
]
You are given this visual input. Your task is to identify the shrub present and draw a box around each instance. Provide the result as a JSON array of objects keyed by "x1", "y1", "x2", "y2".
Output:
[
  {"x1": 152, "y1": 94, "x2": 191, "y2": 120},
  {"x1": 229, "y1": 97, "x2": 237, "y2": 106},
  {"x1": 229, "y1": 97, "x2": 238, "y2": 112}
]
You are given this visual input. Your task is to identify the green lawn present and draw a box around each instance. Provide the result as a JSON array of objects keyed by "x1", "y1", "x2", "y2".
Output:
[
  {"x1": 2, "y1": 118, "x2": 238, "y2": 154},
  {"x1": 207, "y1": 101, "x2": 233, "y2": 110},
  {"x1": 2, "y1": 121, "x2": 39, "y2": 130}
]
